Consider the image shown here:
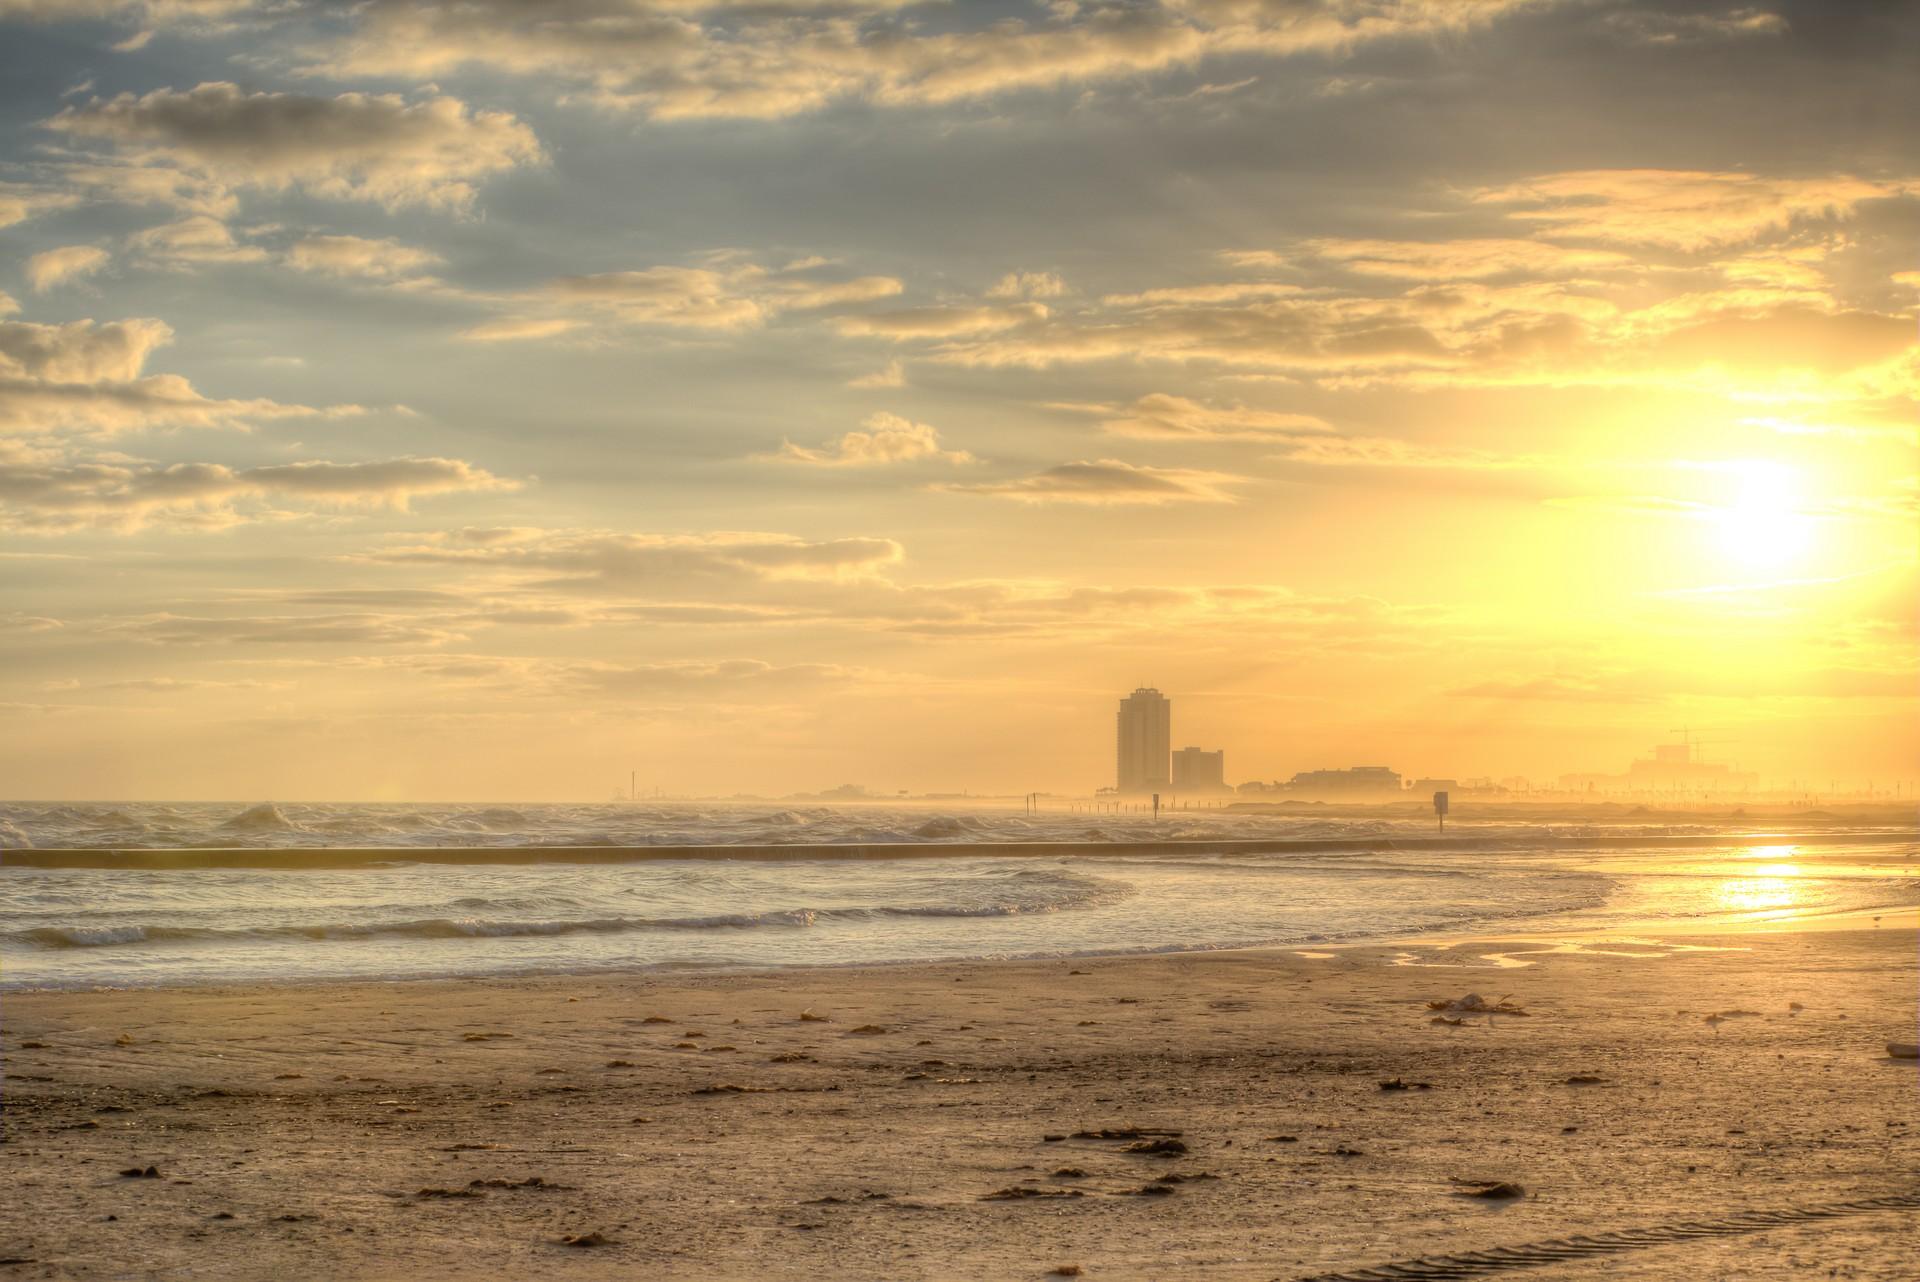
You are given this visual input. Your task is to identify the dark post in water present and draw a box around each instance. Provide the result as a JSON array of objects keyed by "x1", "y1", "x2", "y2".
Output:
[{"x1": 1434, "y1": 790, "x2": 1449, "y2": 833}]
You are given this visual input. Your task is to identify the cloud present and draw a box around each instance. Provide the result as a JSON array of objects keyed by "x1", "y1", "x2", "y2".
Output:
[
  {"x1": 0, "y1": 0, "x2": 251, "y2": 19},
  {"x1": 1472, "y1": 170, "x2": 1917, "y2": 252},
  {"x1": 1301, "y1": 237, "x2": 1634, "y2": 280},
  {"x1": 46, "y1": 82, "x2": 543, "y2": 214},
  {"x1": 835, "y1": 303, "x2": 1047, "y2": 339},
  {"x1": 987, "y1": 271, "x2": 1067, "y2": 299},
  {"x1": 464, "y1": 260, "x2": 904, "y2": 342},
  {"x1": 848, "y1": 359, "x2": 905, "y2": 389},
  {"x1": 0, "y1": 316, "x2": 360, "y2": 436},
  {"x1": 1096, "y1": 392, "x2": 1333, "y2": 441},
  {"x1": 0, "y1": 451, "x2": 516, "y2": 531},
  {"x1": 126, "y1": 216, "x2": 267, "y2": 267},
  {"x1": 545, "y1": 267, "x2": 765, "y2": 330},
  {"x1": 1602, "y1": 6, "x2": 1787, "y2": 46},
  {"x1": 285, "y1": 0, "x2": 1565, "y2": 122},
  {"x1": 26, "y1": 245, "x2": 110, "y2": 293},
  {"x1": 944, "y1": 458, "x2": 1243, "y2": 505},
  {"x1": 558, "y1": 658, "x2": 857, "y2": 700},
  {"x1": 769, "y1": 412, "x2": 974, "y2": 466},
  {"x1": 1272, "y1": 435, "x2": 1539, "y2": 469},
  {"x1": 360, "y1": 529, "x2": 905, "y2": 589},
  {"x1": 284, "y1": 233, "x2": 442, "y2": 280},
  {"x1": 107, "y1": 611, "x2": 467, "y2": 646},
  {"x1": 0, "y1": 182, "x2": 81, "y2": 230},
  {"x1": 458, "y1": 317, "x2": 583, "y2": 343}
]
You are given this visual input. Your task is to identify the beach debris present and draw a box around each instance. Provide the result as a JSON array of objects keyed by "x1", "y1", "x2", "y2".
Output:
[
  {"x1": 768, "y1": 1052, "x2": 814, "y2": 1063},
  {"x1": 1789, "y1": 1002, "x2": 1804, "y2": 1013},
  {"x1": 605, "y1": 1060, "x2": 635, "y2": 1068},
  {"x1": 1379, "y1": 1077, "x2": 1432, "y2": 1091},
  {"x1": 1426, "y1": 994, "x2": 1528, "y2": 1017},
  {"x1": 803, "y1": 1191, "x2": 890, "y2": 1204},
  {"x1": 1049, "y1": 1267, "x2": 1083, "y2": 1277},
  {"x1": 981, "y1": 1186, "x2": 1084, "y2": 1201},
  {"x1": 1122, "y1": 1184, "x2": 1176, "y2": 1196},
  {"x1": 1264, "y1": 1135, "x2": 1299, "y2": 1143},
  {"x1": 118, "y1": 1166, "x2": 161, "y2": 1179},
  {"x1": 273, "y1": 1072, "x2": 304, "y2": 1080},
  {"x1": 798, "y1": 1010, "x2": 828, "y2": 1022},
  {"x1": 1052, "y1": 1168, "x2": 1088, "y2": 1178},
  {"x1": 113, "y1": 1033, "x2": 137, "y2": 1046},
  {"x1": 1887, "y1": 1043, "x2": 1920, "y2": 1060},
  {"x1": 1563, "y1": 1074, "x2": 1608, "y2": 1085},
  {"x1": 462, "y1": 1031, "x2": 513, "y2": 1041},
  {"x1": 641, "y1": 1015, "x2": 672, "y2": 1024},
  {"x1": 1071, "y1": 1127, "x2": 1182, "y2": 1140},
  {"x1": 1430, "y1": 1016, "x2": 1465, "y2": 1026},
  {"x1": 1121, "y1": 1138, "x2": 1189, "y2": 1157},
  {"x1": 415, "y1": 1186, "x2": 483, "y2": 1199},
  {"x1": 1326, "y1": 1146, "x2": 1366, "y2": 1157},
  {"x1": 558, "y1": 1231, "x2": 614, "y2": 1248},
  {"x1": 469, "y1": 1176, "x2": 569, "y2": 1191},
  {"x1": 1042, "y1": 1134, "x2": 1067, "y2": 1143},
  {"x1": 691, "y1": 1083, "x2": 773, "y2": 1095},
  {"x1": 847, "y1": 1024, "x2": 889, "y2": 1036},
  {"x1": 1152, "y1": 1172, "x2": 1219, "y2": 1184},
  {"x1": 1453, "y1": 1179, "x2": 1525, "y2": 1199},
  {"x1": 18, "y1": 1041, "x2": 46, "y2": 1050}
]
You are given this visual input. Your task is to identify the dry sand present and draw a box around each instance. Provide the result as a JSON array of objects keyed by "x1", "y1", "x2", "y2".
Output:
[{"x1": 3, "y1": 923, "x2": 1916, "y2": 1280}]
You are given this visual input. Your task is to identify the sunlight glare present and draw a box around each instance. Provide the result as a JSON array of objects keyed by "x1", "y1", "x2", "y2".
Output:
[{"x1": 1712, "y1": 461, "x2": 1814, "y2": 569}]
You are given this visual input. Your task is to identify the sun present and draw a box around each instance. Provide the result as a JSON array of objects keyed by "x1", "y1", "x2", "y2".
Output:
[{"x1": 1711, "y1": 461, "x2": 1814, "y2": 570}]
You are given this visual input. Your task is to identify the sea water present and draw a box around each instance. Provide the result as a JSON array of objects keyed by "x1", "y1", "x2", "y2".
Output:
[{"x1": 2, "y1": 802, "x2": 1915, "y2": 989}]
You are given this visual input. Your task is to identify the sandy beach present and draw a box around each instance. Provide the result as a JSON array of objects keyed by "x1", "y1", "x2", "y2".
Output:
[{"x1": 4, "y1": 920, "x2": 1916, "y2": 1281}]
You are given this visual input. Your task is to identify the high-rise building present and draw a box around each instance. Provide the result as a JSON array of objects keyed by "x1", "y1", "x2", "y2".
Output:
[
  {"x1": 1116, "y1": 687, "x2": 1171, "y2": 793},
  {"x1": 1171, "y1": 746, "x2": 1226, "y2": 792}
]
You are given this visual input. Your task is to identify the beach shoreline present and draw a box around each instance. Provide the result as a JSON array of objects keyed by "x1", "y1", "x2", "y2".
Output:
[{"x1": 4, "y1": 922, "x2": 1915, "y2": 1279}]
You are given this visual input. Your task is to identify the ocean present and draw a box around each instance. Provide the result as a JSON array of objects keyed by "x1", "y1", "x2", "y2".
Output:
[{"x1": 3, "y1": 802, "x2": 1915, "y2": 990}]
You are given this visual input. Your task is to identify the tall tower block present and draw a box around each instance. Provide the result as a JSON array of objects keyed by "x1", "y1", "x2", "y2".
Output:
[{"x1": 1116, "y1": 687, "x2": 1171, "y2": 793}]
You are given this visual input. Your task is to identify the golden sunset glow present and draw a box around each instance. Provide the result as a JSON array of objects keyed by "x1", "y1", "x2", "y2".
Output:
[{"x1": 0, "y1": 0, "x2": 1913, "y2": 801}]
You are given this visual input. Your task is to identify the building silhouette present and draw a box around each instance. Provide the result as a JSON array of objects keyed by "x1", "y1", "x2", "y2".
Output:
[
  {"x1": 1116, "y1": 687, "x2": 1171, "y2": 793},
  {"x1": 1171, "y1": 746, "x2": 1226, "y2": 792},
  {"x1": 1285, "y1": 766, "x2": 1403, "y2": 798}
]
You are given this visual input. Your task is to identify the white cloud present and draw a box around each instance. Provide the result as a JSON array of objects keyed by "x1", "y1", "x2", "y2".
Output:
[
  {"x1": 47, "y1": 82, "x2": 543, "y2": 214},
  {"x1": 987, "y1": 271, "x2": 1067, "y2": 299},
  {"x1": 285, "y1": 234, "x2": 442, "y2": 280},
  {"x1": 943, "y1": 458, "x2": 1244, "y2": 505},
  {"x1": 1096, "y1": 392, "x2": 1333, "y2": 441},
  {"x1": 769, "y1": 412, "x2": 975, "y2": 466},
  {"x1": 848, "y1": 359, "x2": 906, "y2": 389},
  {"x1": 0, "y1": 316, "x2": 361, "y2": 436},
  {"x1": 0, "y1": 451, "x2": 515, "y2": 531},
  {"x1": 126, "y1": 215, "x2": 267, "y2": 267},
  {"x1": 26, "y1": 245, "x2": 110, "y2": 293},
  {"x1": 0, "y1": 182, "x2": 81, "y2": 230}
]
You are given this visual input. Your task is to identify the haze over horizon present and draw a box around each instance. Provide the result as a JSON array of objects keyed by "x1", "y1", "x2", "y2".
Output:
[{"x1": 1, "y1": 0, "x2": 1915, "y2": 802}]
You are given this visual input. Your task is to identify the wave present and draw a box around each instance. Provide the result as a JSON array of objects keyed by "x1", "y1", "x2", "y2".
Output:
[
  {"x1": 14, "y1": 899, "x2": 1138, "y2": 950},
  {"x1": 6, "y1": 828, "x2": 1911, "y2": 870},
  {"x1": 219, "y1": 802, "x2": 300, "y2": 833}
]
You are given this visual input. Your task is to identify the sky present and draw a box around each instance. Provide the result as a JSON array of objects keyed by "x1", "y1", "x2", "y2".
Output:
[{"x1": 0, "y1": 0, "x2": 1915, "y2": 801}]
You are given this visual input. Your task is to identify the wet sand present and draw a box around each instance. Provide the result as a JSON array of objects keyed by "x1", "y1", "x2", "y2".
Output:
[{"x1": 3, "y1": 924, "x2": 1916, "y2": 1280}]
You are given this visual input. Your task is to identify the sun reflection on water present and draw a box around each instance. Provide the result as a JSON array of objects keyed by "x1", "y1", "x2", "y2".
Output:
[{"x1": 1713, "y1": 872, "x2": 1806, "y2": 917}]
